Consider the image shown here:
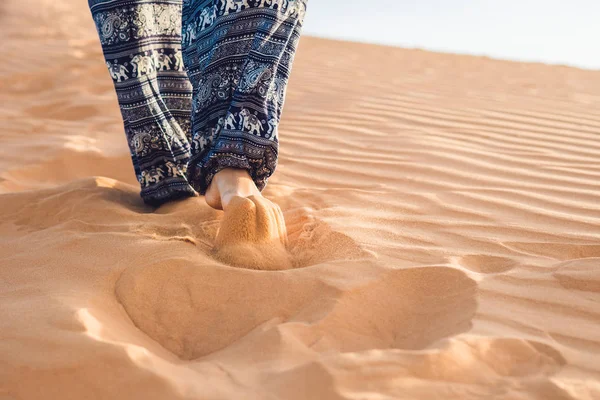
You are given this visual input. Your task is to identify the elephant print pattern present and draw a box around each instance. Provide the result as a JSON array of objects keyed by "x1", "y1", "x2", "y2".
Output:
[
  {"x1": 88, "y1": 0, "x2": 307, "y2": 205},
  {"x1": 183, "y1": 0, "x2": 307, "y2": 195}
]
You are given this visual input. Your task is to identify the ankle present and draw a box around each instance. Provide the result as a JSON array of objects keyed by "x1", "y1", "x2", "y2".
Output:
[
  {"x1": 215, "y1": 168, "x2": 252, "y2": 183},
  {"x1": 206, "y1": 168, "x2": 261, "y2": 210}
]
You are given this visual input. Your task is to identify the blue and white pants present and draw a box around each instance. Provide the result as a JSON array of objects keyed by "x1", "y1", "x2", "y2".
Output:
[{"x1": 89, "y1": 0, "x2": 307, "y2": 205}]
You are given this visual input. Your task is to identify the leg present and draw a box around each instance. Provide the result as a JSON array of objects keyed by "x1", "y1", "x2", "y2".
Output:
[
  {"x1": 181, "y1": 0, "x2": 308, "y2": 206},
  {"x1": 89, "y1": 0, "x2": 197, "y2": 205}
]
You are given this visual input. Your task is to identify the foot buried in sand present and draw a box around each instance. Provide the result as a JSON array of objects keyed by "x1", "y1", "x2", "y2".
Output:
[
  {"x1": 213, "y1": 195, "x2": 291, "y2": 270},
  {"x1": 207, "y1": 169, "x2": 291, "y2": 271}
]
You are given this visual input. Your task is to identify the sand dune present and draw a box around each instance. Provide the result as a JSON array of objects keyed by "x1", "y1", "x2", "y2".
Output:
[{"x1": 1, "y1": 0, "x2": 600, "y2": 399}]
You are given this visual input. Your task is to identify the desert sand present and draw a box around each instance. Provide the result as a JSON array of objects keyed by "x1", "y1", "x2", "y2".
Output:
[{"x1": 1, "y1": 0, "x2": 600, "y2": 399}]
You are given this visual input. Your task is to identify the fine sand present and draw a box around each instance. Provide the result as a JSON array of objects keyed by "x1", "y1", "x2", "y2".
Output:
[{"x1": 1, "y1": 1, "x2": 600, "y2": 399}]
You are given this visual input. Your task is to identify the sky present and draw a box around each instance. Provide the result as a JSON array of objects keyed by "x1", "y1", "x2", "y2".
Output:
[{"x1": 301, "y1": 0, "x2": 598, "y2": 70}]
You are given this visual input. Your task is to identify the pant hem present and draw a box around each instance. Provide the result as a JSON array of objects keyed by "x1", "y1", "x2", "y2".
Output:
[
  {"x1": 188, "y1": 146, "x2": 277, "y2": 196},
  {"x1": 140, "y1": 178, "x2": 197, "y2": 206}
]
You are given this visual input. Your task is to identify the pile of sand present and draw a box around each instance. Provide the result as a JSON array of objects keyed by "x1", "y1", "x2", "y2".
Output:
[{"x1": 1, "y1": 0, "x2": 599, "y2": 399}]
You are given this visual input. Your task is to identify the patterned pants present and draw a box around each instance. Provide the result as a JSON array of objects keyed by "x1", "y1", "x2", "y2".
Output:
[{"x1": 89, "y1": 0, "x2": 307, "y2": 205}]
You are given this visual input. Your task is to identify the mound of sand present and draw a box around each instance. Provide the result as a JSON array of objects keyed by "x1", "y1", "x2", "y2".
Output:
[{"x1": 1, "y1": 0, "x2": 600, "y2": 399}]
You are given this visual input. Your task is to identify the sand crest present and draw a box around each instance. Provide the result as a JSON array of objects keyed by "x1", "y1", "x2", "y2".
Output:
[{"x1": 1, "y1": 0, "x2": 600, "y2": 399}]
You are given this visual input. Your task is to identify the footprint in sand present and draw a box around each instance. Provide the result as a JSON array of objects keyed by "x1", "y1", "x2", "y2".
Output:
[
  {"x1": 288, "y1": 214, "x2": 372, "y2": 268},
  {"x1": 115, "y1": 264, "x2": 478, "y2": 360},
  {"x1": 399, "y1": 337, "x2": 565, "y2": 382}
]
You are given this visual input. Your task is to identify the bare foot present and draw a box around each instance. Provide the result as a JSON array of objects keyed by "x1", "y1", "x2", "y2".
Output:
[
  {"x1": 205, "y1": 169, "x2": 261, "y2": 211},
  {"x1": 206, "y1": 169, "x2": 291, "y2": 270}
]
